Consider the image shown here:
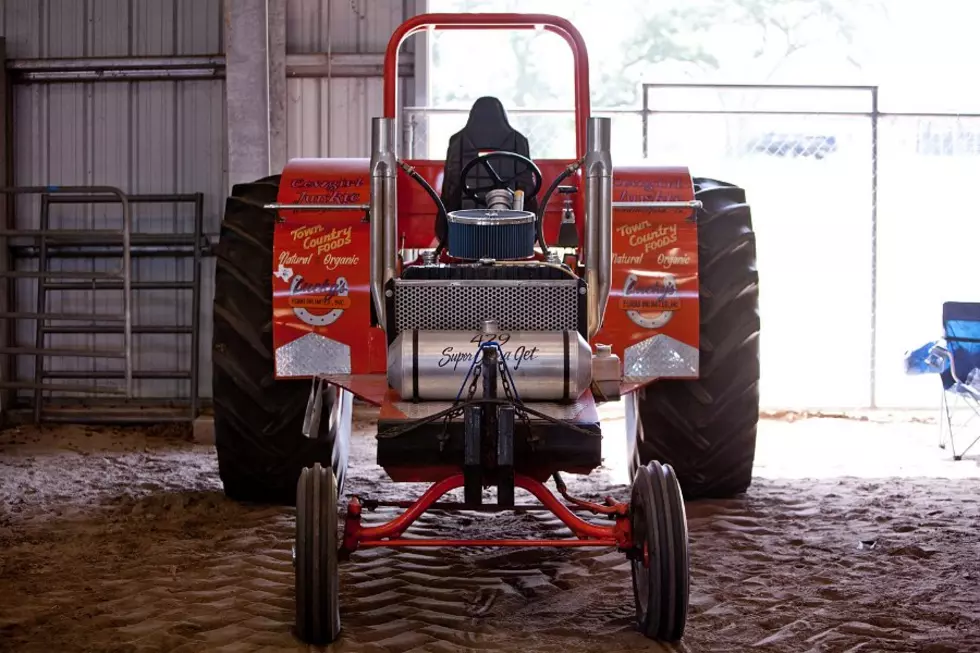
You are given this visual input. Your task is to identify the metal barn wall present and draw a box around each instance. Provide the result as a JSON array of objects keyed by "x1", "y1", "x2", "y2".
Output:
[
  {"x1": 2, "y1": 0, "x2": 226, "y2": 402},
  {"x1": 2, "y1": 0, "x2": 422, "y2": 409},
  {"x1": 285, "y1": 0, "x2": 420, "y2": 158}
]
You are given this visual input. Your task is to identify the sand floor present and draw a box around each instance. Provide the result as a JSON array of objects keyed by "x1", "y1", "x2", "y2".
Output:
[{"x1": 1, "y1": 406, "x2": 979, "y2": 652}]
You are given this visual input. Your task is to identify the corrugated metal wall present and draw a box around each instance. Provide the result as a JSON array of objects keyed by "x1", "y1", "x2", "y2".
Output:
[
  {"x1": 2, "y1": 0, "x2": 420, "y2": 405},
  {"x1": 285, "y1": 0, "x2": 418, "y2": 158},
  {"x1": 2, "y1": 0, "x2": 226, "y2": 402}
]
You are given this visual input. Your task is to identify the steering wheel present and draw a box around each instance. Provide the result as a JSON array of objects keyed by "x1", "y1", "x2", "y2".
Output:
[{"x1": 460, "y1": 151, "x2": 543, "y2": 207}]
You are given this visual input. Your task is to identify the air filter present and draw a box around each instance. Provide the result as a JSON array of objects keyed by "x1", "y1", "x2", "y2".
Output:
[{"x1": 446, "y1": 209, "x2": 536, "y2": 260}]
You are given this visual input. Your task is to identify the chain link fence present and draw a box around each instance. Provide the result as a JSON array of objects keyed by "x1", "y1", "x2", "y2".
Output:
[
  {"x1": 875, "y1": 112, "x2": 980, "y2": 408},
  {"x1": 403, "y1": 85, "x2": 980, "y2": 410},
  {"x1": 639, "y1": 85, "x2": 876, "y2": 410}
]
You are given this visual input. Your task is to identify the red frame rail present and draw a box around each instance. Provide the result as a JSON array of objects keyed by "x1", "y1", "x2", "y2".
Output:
[
  {"x1": 341, "y1": 474, "x2": 632, "y2": 555},
  {"x1": 382, "y1": 13, "x2": 592, "y2": 159}
]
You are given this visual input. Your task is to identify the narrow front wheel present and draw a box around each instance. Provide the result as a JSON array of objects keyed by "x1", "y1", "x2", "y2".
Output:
[
  {"x1": 630, "y1": 461, "x2": 690, "y2": 641},
  {"x1": 295, "y1": 463, "x2": 341, "y2": 645}
]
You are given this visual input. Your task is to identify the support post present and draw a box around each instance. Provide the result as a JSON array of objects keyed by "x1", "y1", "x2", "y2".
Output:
[
  {"x1": 0, "y1": 38, "x2": 11, "y2": 421},
  {"x1": 267, "y1": 0, "x2": 287, "y2": 174},
  {"x1": 869, "y1": 86, "x2": 879, "y2": 409},
  {"x1": 225, "y1": 0, "x2": 286, "y2": 187}
]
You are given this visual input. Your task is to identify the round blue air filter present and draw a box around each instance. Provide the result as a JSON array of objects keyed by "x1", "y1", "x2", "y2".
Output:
[{"x1": 446, "y1": 209, "x2": 536, "y2": 260}]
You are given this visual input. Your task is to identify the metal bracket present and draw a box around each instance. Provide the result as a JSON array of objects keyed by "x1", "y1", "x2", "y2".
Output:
[
  {"x1": 497, "y1": 405, "x2": 515, "y2": 507},
  {"x1": 264, "y1": 203, "x2": 371, "y2": 223},
  {"x1": 264, "y1": 203, "x2": 370, "y2": 211},
  {"x1": 463, "y1": 404, "x2": 482, "y2": 506},
  {"x1": 302, "y1": 376, "x2": 326, "y2": 438},
  {"x1": 612, "y1": 199, "x2": 702, "y2": 222},
  {"x1": 611, "y1": 200, "x2": 702, "y2": 210}
]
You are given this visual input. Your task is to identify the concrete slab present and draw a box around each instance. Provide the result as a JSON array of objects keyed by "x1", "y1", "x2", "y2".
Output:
[{"x1": 192, "y1": 416, "x2": 215, "y2": 445}]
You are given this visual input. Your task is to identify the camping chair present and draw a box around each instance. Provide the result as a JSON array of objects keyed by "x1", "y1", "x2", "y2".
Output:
[{"x1": 938, "y1": 302, "x2": 980, "y2": 460}]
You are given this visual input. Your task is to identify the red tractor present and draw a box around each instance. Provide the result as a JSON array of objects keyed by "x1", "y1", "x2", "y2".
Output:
[{"x1": 211, "y1": 13, "x2": 760, "y2": 646}]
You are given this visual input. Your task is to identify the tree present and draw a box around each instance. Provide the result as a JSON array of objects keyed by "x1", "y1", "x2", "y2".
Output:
[
  {"x1": 583, "y1": 0, "x2": 886, "y2": 107},
  {"x1": 588, "y1": 4, "x2": 721, "y2": 108},
  {"x1": 711, "y1": 0, "x2": 882, "y2": 81},
  {"x1": 425, "y1": 0, "x2": 885, "y2": 156},
  {"x1": 427, "y1": 0, "x2": 574, "y2": 156},
  {"x1": 429, "y1": 0, "x2": 882, "y2": 105}
]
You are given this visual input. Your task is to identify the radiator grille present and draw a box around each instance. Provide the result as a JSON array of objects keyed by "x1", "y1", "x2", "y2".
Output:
[{"x1": 393, "y1": 279, "x2": 579, "y2": 333}]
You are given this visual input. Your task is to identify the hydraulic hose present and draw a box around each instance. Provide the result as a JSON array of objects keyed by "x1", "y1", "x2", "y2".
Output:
[
  {"x1": 397, "y1": 159, "x2": 450, "y2": 256},
  {"x1": 535, "y1": 157, "x2": 585, "y2": 255}
]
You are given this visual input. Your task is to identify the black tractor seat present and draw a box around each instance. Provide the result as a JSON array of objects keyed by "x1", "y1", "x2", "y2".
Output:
[{"x1": 436, "y1": 96, "x2": 538, "y2": 244}]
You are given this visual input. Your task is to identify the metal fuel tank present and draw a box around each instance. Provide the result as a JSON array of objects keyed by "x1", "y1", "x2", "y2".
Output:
[{"x1": 387, "y1": 329, "x2": 592, "y2": 401}]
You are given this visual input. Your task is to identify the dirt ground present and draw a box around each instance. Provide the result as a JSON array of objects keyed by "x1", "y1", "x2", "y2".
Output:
[{"x1": 1, "y1": 406, "x2": 979, "y2": 653}]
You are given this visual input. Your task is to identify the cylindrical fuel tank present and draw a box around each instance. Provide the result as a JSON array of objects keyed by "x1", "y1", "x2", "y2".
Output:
[{"x1": 388, "y1": 330, "x2": 592, "y2": 401}]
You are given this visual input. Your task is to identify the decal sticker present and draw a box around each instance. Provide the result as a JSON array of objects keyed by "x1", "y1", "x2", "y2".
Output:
[
  {"x1": 436, "y1": 332, "x2": 541, "y2": 372},
  {"x1": 614, "y1": 176, "x2": 687, "y2": 203},
  {"x1": 274, "y1": 264, "x2": 294, "y2": 283},
  {"x1": 616, "y1": 220, "x2": 679, "y2": 255},
  {"x1": 620, "y1": 272, "x2": 681, "y2": 329},
  {"x1": 288, "y1": 275, "x2": 351, "y2": 327},
  {"x1": 291, "y1": 225, "x2": 354, "y2": 256},
  {"x1": 290, "y1": 177, "x2": 366, "y2": 205},
  {"x1": 277, "y1": 225, "x2": 358, "y2": 328},
  {"x1": 273, "y1": 159, "x2": 384, "y2": 379}
]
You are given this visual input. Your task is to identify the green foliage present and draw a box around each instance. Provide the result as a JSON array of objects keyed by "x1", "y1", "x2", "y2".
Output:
[{"x1": 429, "y1": 0, "x2": 884, "y2": 109}]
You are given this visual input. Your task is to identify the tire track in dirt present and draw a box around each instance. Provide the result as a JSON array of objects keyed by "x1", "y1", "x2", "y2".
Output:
[
  {"x1": 0, "y1": 423, "x2": 660, "y2": 653},
  {"x1": 334, "y1": 498, "x2": 649, "y2": 653},
  {"x1": 11, "y1": 417, "x2": 977, "y2": 652}
]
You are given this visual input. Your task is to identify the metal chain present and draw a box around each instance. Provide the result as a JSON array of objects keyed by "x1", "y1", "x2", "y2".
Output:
[
  {"x1": 437, "y1": 344, "x2": 539, "y2": 450},
  {"x1": 466, "y1": 363, "x2": 482, "y2": 401},
  {"x1": 439, "y1": 362, "x2": 482, "y2": 449},
  {"x1": 497, "y1": 356, "x2": 513, "y2": 399},
  {"x1": 496, "y1": 350, "x2": 536, "y2": 448}
]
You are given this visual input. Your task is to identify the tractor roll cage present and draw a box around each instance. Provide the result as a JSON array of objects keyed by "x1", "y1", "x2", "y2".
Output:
[
  {"x1": 371, "y1": 14, "x2": 612, "y2": 341},
  {"x1": 382, "y1": 13, "x2": 592, "y2": 160}
]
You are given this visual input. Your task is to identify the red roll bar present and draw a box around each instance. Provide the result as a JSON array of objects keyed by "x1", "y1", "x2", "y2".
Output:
[{"x1": 383, "y1": 13, "x2": 592, "y2": 159}]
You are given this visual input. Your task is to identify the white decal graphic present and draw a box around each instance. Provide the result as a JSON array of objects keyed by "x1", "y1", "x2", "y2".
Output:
[
  {"x1": 623, "y1": 272, "x2": 677, "y2": 329},
  {"x1": 274, "y1": 264, "x2": 294, "y2": 283},
  {"x1": 289, "y1": 275, "x2": 348, "y2": 327}
]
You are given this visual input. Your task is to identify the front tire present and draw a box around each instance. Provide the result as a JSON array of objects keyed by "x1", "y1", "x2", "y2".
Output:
[
  {"x1": 629, "y1": 178, "x2": 760, "y2": 499},
  {"x1": 630, "y1": 461, "x2": 690, "y2": 641},
  {"x1": 212, "y1": 177, "x2": 351, "y2": 505},
  {"x1": 295, "y1": 463, "x2": 341, "y2": 645}
]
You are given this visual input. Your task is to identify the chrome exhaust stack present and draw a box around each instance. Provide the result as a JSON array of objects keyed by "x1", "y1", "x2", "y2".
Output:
[
  {"x1": 584, "y1": 116, "x2": 613, "y2": 339},
  {"x1": 369, "y1": 117, "x2": 397, "y2": 330}
]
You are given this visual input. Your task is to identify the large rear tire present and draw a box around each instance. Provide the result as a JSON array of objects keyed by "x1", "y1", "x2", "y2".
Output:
[
  {"x1": 212, "y1": 176, "x2": 351, "y2": 505},
  {"x1": 629, "y1": 178, "x2": 760, "y2": 499}
]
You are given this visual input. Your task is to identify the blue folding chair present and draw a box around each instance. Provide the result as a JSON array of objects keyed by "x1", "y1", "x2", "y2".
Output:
[{"x1": 938, "y1": 302, "x2": 980, "y2": 460}]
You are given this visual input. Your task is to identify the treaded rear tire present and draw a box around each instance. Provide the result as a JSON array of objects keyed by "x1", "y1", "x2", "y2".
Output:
[
  {"x1": 629, "y1": 178, "x2": 760, "y2": 499},
  {"x1": 212, "y1": 176, "x2": 349, "y2": 505}
]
